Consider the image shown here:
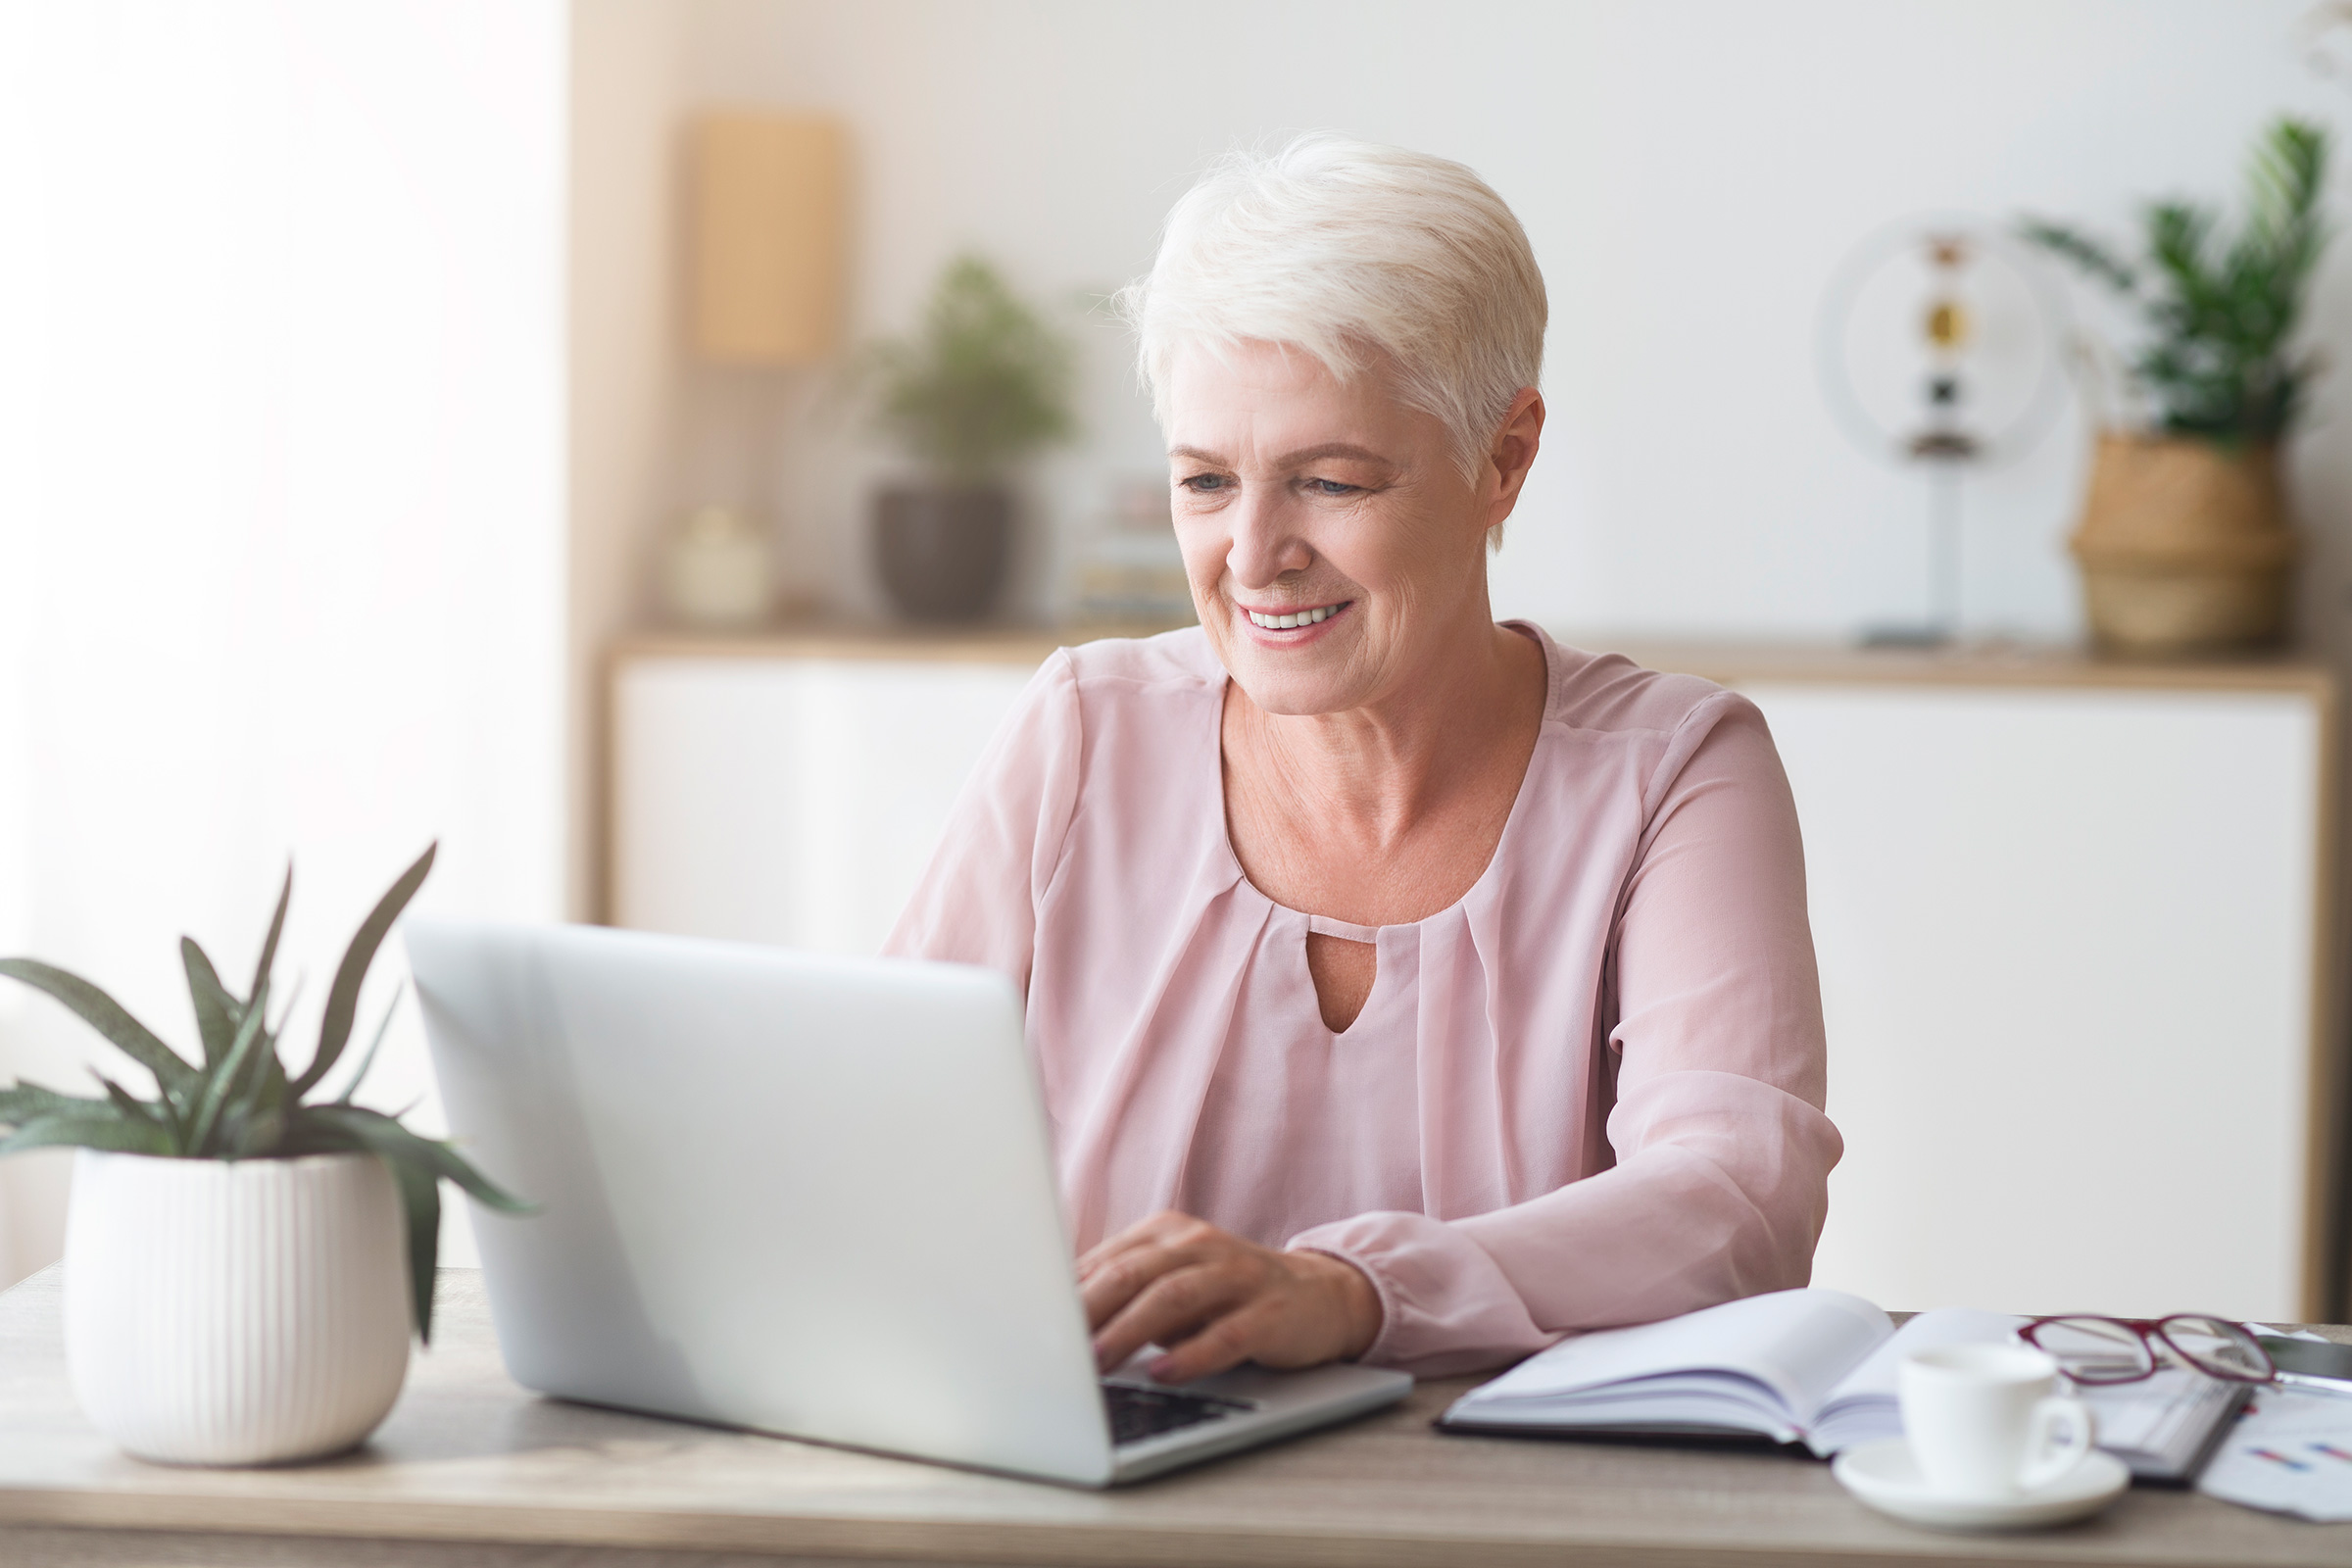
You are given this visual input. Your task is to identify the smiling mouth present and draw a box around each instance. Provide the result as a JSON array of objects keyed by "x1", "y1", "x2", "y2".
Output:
[{"x1": 1244, "y1": 601, "x2": 1350, "y2": 630}]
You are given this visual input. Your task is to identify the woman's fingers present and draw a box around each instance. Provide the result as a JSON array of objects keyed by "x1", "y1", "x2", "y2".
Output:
[
  {"x1": 1073, "y1": 1227, "x2": 1148, "y2": 1281},
  {"x1": 1146, "y1": 1298, "x2": 1280, "y2": 1383},
  {"x1": 1076, "y1": 1213, "x2": 1387, "y2": 1380},
  {"x1": 1076, "y1": 1211, "x2": 1223, "y2": 1331},
  {"x1": 1138, "y1": 1252, "x2": 1382, "y2": 1380},
  {"x1": 1077, "y1": 1209, "x2": 1208, "y2": 1274},
  {"x1": 1090, "y1": 1258, "x2": 1252, "y2": 1372},
  {"x1": 1078, "y1": 1248, "x2": 1173, "y2": 1334}
]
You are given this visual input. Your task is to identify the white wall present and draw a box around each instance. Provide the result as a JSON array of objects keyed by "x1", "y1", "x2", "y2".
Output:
[
  {"x1": 2, "y1": 0, "x2": 2338, "y2": 1293},
  {"x1": 0, "y1": 0, "x2": 569, "y2": 1286},
  {"x1": 571, "y1": 0, "x2": 690, "y2": 923},
  {"x1": 661, "y1": 0, "x2": 2352, "y2": 660}
]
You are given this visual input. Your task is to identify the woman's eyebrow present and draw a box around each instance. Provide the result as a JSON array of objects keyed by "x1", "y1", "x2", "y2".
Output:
[
  {"x1": 1165, "y1": 442, "x2": 1391, "y2": 466},
  {"x1": 1277, "y1": 443, "x2": 1390, "y2": 467}
]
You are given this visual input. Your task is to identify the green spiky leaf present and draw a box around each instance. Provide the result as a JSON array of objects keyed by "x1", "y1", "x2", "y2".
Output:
[
  {"x1": 0, "y1": 1082, "x2": 106, "y2": 1127},
  {"x1": 391, "y1": 1154, "x2": 440, "y2": 1344},
  {"x1": 249, "y1": 865, "x2": 292, "y2": 1009},
  {"x1": 332, "y1": 985, "x2": 405, "y2": 1105},
  {"x1": 182, "y1": 981, "x2": 271, "y2": 1157},
  {"x1": 0, "y1": 1108, "x2": 173, "y2": 1157},
  {"x1": 295, "y1": 1103, "x2": 531, "y2": 1342},
  {"x1": 91, "y1": 1073, "x2": 166, "y2": 1131},
  {"x1": 220, "y1": 1047, "x2": 291, "y2": 1160},
  {"x1": 0, "y1": 959, "x2": 195, "y2": 1106},
  {"x1": 293, "y1": 844, "x2": 434, "y2": 1099},
  {"x1": 0, "y1": 846, "x2": 535, "y2": 1337},
  {"x1": 180, "y1": 938, "x2": 241, "y2": 1067},
  {"x1": 298, "y1": 1103, "x2": 533, "y2": 1215}
]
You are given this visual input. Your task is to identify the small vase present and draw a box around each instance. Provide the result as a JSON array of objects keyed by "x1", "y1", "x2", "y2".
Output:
[
  {"x1": 64, "y1": 1150, "x2": 412, "y2": 1465},
  {"x1": 873, "y1": 484, "x2": 1011, "y2": 621},
  {"x1": 662, "y1": 505, "x2": 775, "y2": 631},
  {"x1": 2071, "y1": 434, "x2": 2296, "y2": 657}
]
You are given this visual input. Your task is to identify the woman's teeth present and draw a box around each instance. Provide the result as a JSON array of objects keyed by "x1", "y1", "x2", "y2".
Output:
[{"x1": 1246, "y1": 605, "x2": 1340, "y2": 630}]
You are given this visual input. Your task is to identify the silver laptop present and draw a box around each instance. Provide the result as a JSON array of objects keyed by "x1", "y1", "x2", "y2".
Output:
[{"x1": 404, "y1": 919, "x2": 1410, "y2": 1486}]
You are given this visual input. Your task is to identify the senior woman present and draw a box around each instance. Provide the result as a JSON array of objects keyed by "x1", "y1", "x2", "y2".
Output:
[{"x1": 886, "y1": 135, "x2": 1840, "y2": 1382}]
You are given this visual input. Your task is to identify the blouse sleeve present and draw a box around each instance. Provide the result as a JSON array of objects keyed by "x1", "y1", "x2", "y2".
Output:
[
  {"x1": 881, "y1": 649, "x2": 1085, "y2": 991},
  {"x1": 1288, "y1": 693, "x2": 1843, "y2": 1376}
]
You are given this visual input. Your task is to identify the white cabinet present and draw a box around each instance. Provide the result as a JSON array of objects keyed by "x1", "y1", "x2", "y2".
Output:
[
  {"x1": 613, "y1": 646, "x2": 1037, "y2": 954},
  {"x1": 1740, "y1": 682, "x2": 2330, "y2": 1322},
  {"x1": 612, "y1": 634, "x2": 2340, "y2": 1320}
]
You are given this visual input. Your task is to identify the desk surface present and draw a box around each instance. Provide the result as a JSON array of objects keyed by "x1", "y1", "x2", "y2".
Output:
[
  {"x1": 612, "y1": 623, "x2": 2337, "y2": 699},
  {"x1": 3, "y1": 1270, "x2": 2350, "y2": 1568}
]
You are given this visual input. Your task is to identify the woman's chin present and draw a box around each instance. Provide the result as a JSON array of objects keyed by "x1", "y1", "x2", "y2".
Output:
[
  {"x1": 1206, "y1": 603, "x2": 1387, "y2": 712},
  {"x1": 1220, "y1": 654, "x2": 1371, "y2": 717}
]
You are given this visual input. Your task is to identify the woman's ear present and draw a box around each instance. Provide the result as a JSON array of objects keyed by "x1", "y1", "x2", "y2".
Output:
[{"x1": 1483, "y1": 388, "x2": 1545, "y2": 533}]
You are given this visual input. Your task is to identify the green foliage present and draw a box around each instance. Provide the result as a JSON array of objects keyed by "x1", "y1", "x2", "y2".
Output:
[
  {"x1": 861, "y1": 254, "x2": 1077, "y2": 483},
  {"x1": 2021, "y1": 117, "x2": 2331, "y2": 444},
  {"x1": 0, "y1": 846, "x2": 530, "y2": 1344}
]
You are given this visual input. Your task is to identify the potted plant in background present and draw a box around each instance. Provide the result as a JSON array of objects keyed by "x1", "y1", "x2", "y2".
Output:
[
  {"x1": 861, "y1": 254, "x2": 1075, "y2": 621},
  {"x1": 0, "y1": 845, "x2": 527, "y2": 1466},
  {"x1": 2023, "y1": 117, "x2": 2330, "y2": 656}
]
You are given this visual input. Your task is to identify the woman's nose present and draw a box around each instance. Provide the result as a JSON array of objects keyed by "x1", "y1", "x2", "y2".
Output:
[{"x1": 1224, "y1": 490, "x2": 1312, "y2": 589}]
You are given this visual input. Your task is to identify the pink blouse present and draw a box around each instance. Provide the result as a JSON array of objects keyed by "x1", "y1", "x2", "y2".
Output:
[{"x1": 884, "y1": 624, "x2": 1840, "y2": 1376}]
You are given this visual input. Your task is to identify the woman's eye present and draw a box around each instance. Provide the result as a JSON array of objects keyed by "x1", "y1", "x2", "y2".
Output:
[
  {"x1": 1180, "y1": 473, "x2": 1230, "y2": 493},
  {"x1": 1305, "y1": 478, "x2": 1358, "y2": 496}
]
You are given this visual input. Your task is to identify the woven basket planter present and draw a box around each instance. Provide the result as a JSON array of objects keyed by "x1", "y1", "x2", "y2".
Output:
[{"x1": 2071, "y1": 434, "x2": 2295, "y2": 657}]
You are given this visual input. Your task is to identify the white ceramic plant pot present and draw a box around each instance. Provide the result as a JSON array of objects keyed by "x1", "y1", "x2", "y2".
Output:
[{"x1": 63, "y1": 1149, "x2": 412, "y2": 1465}]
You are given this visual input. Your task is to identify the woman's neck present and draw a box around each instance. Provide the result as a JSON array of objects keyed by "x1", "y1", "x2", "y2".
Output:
[{"x1": 1220, "y1": 603, "x2": 1548, "y2": 924}]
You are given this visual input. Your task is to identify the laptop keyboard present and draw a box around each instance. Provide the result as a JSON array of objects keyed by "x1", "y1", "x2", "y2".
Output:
[{"x1": 1102, "y1": 1382, "x2": 1254, "y2": 1446}]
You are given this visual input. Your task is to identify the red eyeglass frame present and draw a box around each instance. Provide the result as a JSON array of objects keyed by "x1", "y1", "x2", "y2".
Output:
[{"x1": 2017, "y1": 1313, "x2": 2276, "y2": 1385}]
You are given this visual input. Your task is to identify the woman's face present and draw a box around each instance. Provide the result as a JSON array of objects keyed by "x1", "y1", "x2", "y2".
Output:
[{"x1": 1163, "y1": 339, "x2": 1537, "y2": 717}]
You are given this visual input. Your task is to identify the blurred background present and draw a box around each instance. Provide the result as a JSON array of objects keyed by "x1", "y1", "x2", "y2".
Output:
[{"x1": 4, "y1": 0, "x2": 2351, "y2": 1324}]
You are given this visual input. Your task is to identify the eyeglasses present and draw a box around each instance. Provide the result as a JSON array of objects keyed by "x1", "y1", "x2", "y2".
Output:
[{"x1": 2018, "y1": 1314, "x2": 2275, "y2": 1386}]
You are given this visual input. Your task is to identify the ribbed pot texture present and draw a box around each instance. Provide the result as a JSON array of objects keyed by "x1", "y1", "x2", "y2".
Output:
[
  {"x1": 2071, "y1": 434, "x2": 2295, "y2": 656},
  {"x1": 63, "y1": 1150, "x2": 412, "y2": 1465}
]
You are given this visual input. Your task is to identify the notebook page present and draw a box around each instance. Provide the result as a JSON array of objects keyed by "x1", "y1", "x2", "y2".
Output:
[
  {"x1": 1807, "y1": 1307, "x2": 2019, "y2": 1454},
  {"x1": 1460, "y1": 1288, "x2": 1892, "y2": 1423},
  {"x1": 1823, "y1": 1307, "x2": 2022, "y2": 1407}
]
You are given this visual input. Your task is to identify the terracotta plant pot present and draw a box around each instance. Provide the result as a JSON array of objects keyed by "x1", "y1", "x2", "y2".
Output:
[
  {"x1": 2070, "y1": 434, "x2": 2295, "y2": 657},
  {"x1": 873, "y1": 484, "x2": 1011, "y2": 622}
]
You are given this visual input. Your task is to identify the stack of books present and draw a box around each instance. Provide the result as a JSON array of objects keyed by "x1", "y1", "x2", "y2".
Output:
[{"x1": 1067, "y1": 480, "x2": 1193, "y2": 628}]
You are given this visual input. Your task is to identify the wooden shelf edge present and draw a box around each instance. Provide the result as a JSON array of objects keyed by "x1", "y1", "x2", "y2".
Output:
[{"x1": 610, "y1": 624, "x2": 2337, "y2": 697}]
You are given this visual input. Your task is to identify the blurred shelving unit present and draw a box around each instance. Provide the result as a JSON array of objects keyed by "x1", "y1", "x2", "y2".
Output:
[{"x1": 610, "y1": 627, "x2": 2340, "y2": 1324}]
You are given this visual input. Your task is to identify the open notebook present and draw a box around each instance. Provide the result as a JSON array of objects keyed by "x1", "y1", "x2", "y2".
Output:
[{"x1": 1438, "y1": 1288, "x2": 2246, "y2": 1481}]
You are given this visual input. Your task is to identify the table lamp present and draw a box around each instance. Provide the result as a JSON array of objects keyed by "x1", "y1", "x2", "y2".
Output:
[
  {"x1": 689, "y1": 112, "x2": 845, "y2": 365},
  {"x1": 665, "y1": 111, "x2": 845, "y2": 629}
]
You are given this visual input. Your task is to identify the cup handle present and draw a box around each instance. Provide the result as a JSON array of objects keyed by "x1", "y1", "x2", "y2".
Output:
[{"x1": 2019, "y1": 1395, "x2": 2096, "y2": 1491}]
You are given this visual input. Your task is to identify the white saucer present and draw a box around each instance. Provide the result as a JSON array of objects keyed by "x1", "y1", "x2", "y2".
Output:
[{"x1": 1832, "y1": 1439, "x2": 2131, "y2": 1532}]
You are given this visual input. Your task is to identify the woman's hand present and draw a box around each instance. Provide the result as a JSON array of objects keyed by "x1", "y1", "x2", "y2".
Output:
[{"x1": 1077, "y1": 1210, "x2": 1383, "y2": 1383}]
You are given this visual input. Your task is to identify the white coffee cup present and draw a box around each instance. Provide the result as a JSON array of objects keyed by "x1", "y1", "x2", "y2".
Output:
[{"x1": 1898, "y1": 1344, "x2": 2095, "y2": 1499}]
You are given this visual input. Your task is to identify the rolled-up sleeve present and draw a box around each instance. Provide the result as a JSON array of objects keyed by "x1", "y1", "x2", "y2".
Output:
[{"x1": 1290, "y1": 696, "x2": 1842, "y2": 1375}]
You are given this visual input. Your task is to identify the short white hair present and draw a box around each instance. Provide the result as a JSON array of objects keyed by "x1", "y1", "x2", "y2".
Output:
[{"x1": 1116, "y1": 133, "x2": 1546, "y2": 487}]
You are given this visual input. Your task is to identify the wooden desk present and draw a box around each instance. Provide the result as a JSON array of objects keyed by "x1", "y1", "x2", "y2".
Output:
[{"x1": 3, "y1": 1270, "x2": 2349, "y2": 1567}]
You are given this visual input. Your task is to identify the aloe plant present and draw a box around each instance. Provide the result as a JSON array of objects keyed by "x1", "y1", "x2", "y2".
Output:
[
  {"x1": 0, "y1": 845, "x2": 526, "y2": 1342},
  {"x1": 2021, "y1": 117, "x2": 2331, "y2": 444}
]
